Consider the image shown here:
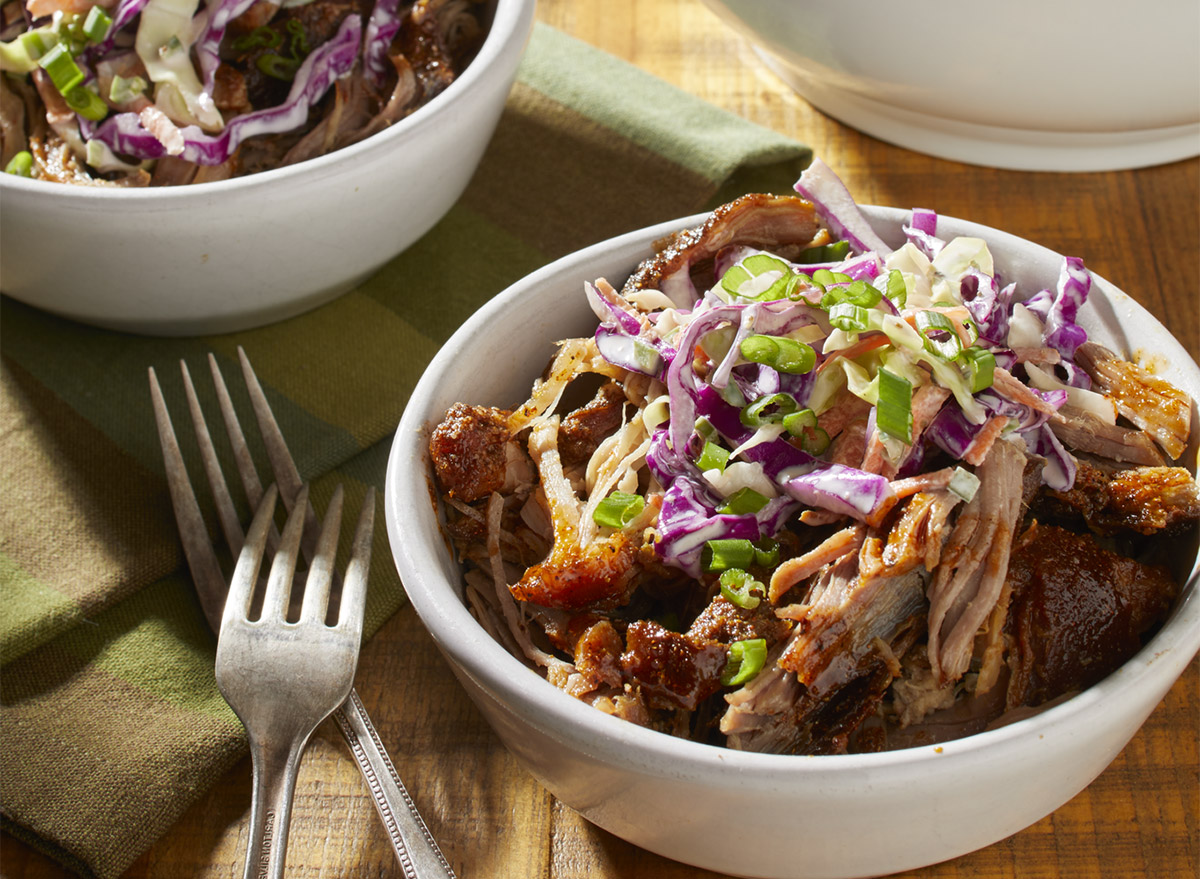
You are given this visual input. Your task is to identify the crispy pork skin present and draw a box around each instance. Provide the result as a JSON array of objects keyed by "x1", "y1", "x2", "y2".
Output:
[
  {"x1": 429, "y1": 403, "x2": 513, "y2": 502},
  {"x1": 1004, "y1": 523, "x2": 1178, "y2": 708},
  {"x1": 620, "y1": 621, "x2": 727, "y2": 711}
]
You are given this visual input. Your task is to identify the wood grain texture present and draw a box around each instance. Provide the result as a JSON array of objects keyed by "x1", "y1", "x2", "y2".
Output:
[{"x1": 3, "y1": 1, "x2": 1197, "y2": 877}]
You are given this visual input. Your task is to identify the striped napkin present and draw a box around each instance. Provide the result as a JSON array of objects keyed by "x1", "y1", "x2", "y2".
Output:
[{"x1": 0, "y1": 23, "x2": 809, "y2": 879}]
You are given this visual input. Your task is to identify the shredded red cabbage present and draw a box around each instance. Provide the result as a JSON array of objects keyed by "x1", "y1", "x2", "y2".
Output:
[
  {"x1": 90, "y1": 14, "x2": 362, "y2": 164},
  {"x1": 793, "y1": 157, "x2": 893, "y2": 256}
]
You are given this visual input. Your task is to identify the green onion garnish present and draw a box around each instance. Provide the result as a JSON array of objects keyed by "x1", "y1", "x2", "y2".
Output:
[
  {"x1": 915, "y1": 311, "x2": 963, "y2": 360},
  {"x1": 285, "y1": 18, "x2": 310, "y2": 53},
  {"x1": 740, "y1": 392, "x2": 799, "y2": 428},
  {"x1": 782, "y1": 408, "x2": 829, "y2": 453},
  {"x1": 795, "y1": 424, "x2": 830, "y2": 455},
  {"x1": 876, "y1": 367, "x2": 913, "y2": 444},
  {"x1": 821, "y1": 279, "x2": 882, "y2": 311},
  {"x1": 753, "y1": 537, "x2": 780, "y2": 568},
  {"x1": 795, "y1": 240, "x2": 851, "y2": 264},
  {"x1": 811, "y1": 269, "x2": 852, "y2": 287},
  {"x1": 720, "y1": 253, "x2": 797, "y2": 301},
  {"x1": 827, "y1": 302, "x2": 871, "y2": 333},
  {"x1": 5, "y1": 151, "x2": 33, "y2": 177},
  {"x1": 232, "y1": 25, "x2": 282, "y2": 51},
  {"x1": 717, "y1": 487, "x2": 769, "y2": 516},
  {"x1": 781, "y1": 407, "x2": 816, "y2": 436},
  {"x1": 719, "y1": 568, "x2": 765, "y2": 609},
  {"x1": 702, "y1": 538, "x2": 756, "y2": 572},
  {"x1": 694, "y1": 416, "x2": 716, "y2": 441},
  {"x1": 38, "y1": 43, "x2": 84, "y2": 96},
  {"x1": 592, "y1": 491, "x2": 645, "y2": 529},
  {"x1": 108, "y1": 74, "x2": 148, "y2": 104},
  {"x1": 740, "y1": 334, "x2": 816, "y2": 375},
  {"x1": 82, "y1": 6, "x2": 112, "y2": 43},
  {"x1": 257, "y1": 52, "x2": 300, "y2": 80},
  {"x1": 958, "y1": 346, "x2": 996, "y2": 393},
  {"x1": 721, "y1": 638, "x2": 768, "y2": 686},
  {"x1": 696, "y1": 441, "x2": 731, "y2": 473},
  {"x1": 64, "y1": 85, "x2": 107, "y2": 120}
]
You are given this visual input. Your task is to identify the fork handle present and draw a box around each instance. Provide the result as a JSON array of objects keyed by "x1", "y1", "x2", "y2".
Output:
[
  {"x1": 333, "y1": 688, "x2": 458, "y2": 879},
  {"x1": 243, "y1": 733, "x2": 309, "y2": 879}
]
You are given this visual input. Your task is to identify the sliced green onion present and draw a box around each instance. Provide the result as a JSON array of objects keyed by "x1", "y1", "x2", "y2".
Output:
[
  {"x1": 108, "y1": 73, "x2": 147, "y2": 104},
  {"x1": 5, "y1": 151, "x2": 33, "y2": 177},
  {"x1": 64, "y1": 85, "x2": 107, "y2": 120},
  {"x1": 876, "y1": 367, "x2": 913, "y2": 444},
  {"x1": 794, "y1": 272, "x2": 819, "y2": 293},
  {"x1": 721, "y1": 638, "x2": 768, "y2": 686},
  {"x1": 796, "y1": 240, "x2": 851, "y2": 264},
  {"x1": 696, "y1": 441, "x2": 731, "y2": 473},
  {"x1": 884, "y1": 269, "x2": 907, "y2": 308},
  {"x1": 719, "y1": 569, "x2": 765, "y2": 609},
  {"x1": 915, "y1": 311, "x2": 963, "y2": 360},
  {"x1": 782, "y1": 407, "x2": 831, "y2": 454},
  {"x1": 740, "y1": 334, "x2": 816, "y2": 375},
  {"x1": 782, "y1": 408, "x2": 816, "y2": 436},
  {"x1": 720, "y1": 253, "x2": 796, "y2": 301},
  {"x1": 702, "y1": 538, "x2": 756, "y2": 573},
  {"x1": 753, "y1": 537, "x2": 780, "y2": 568},
  {"x1": 592, "y1": 491, "x2": 645, "y2": 529},
  {"x1": 740, "y1": 392, "x2": 799, "y2": 428},
  {"x1": 285, "y1": 18, "x2": 310, "y2": 54},
  {"x1": 38, "y1": 43, "x2": 84, "y2": 96},
  {"x1": 948, "y1": 466, "x2": 981, "y2": 503},
  {"x1": 821, "y1": 279, "x2": 882, "y2": 310},
  {"x1": 958, "y1": 346, "x2": 996, "y2": 393},
  {"x1": 232, "y1": 25, "x2": 282, "y2": 51},
  {"x1": 694, "y1": 416, "x2": 716, "y2": 441},
  {"x1": 799, "y1": 425, "x2": 831, "y2": 455},
  {"x1": 811, "y1": 269, "x2": 852, "y2": 287},
  {"x1": 827, "y1": 302, "x2": 871, "y2": 333},
  {"x1": 257, "y1": 52, "x2": 299, "y2": 80},
  {"x1": 82, "y1": 6, "x2": 112, "y2": 43},
  {"x1": 717, "y1": 487, "x2": 769, "y2": 516}
]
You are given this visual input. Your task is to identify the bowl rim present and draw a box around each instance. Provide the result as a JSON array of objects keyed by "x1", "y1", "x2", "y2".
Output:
[
  {"x1": 386, "y1": 205, "x2": 1200, "y2": 787},
  {"x1": 0, "y1": 0, "x2": 533, "y2": 200}
]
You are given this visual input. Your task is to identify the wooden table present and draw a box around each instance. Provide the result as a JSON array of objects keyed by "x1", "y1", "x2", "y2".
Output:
[{"x1": 4, "y1": 1, "x2": 1197, "y2": 877}]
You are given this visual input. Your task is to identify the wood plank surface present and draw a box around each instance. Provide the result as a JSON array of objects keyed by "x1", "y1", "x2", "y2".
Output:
[{"x1": 3, "y1": 1, "x2": 1197, "y2": 878}]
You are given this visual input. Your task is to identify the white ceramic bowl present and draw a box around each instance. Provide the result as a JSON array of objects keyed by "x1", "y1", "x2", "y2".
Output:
[
  {"x1": 0, "y1": 0, "x2": 534, "y2": 336},
  {"x1": 385, "y1": 207, "x2": 1200, "y2": 879},
  {"x1": 700, "y1": 0, "x2": 1200, "y2": 172}
]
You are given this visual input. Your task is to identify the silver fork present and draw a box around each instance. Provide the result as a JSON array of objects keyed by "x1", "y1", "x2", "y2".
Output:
[
  {"x1": 149, "y1": 348, "x2": 457, "y2": 879},
  {"x1": 218, "y1": 480, "x2": 371, "y2": 879}
]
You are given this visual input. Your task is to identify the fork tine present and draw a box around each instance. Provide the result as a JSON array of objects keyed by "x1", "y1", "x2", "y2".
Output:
[
  {"x1": 237, "y1": 346, "x2": 324, "y2": 564},
  {"x1": 224, "y1": 483, "x2": 278, "y2": 627},
  {"x1": 209, "y1": 353, "x2": 267, "y2": 515},
  {"x1": 261, "y1": 483, "x2": 309, "y2": 621},
  {"x1": 150, "y1": 366, "x2": 227, "y2": 633},
  {"x1": 181, "y1": 359, "x2": 245, "y2": 560},
  {"x1": 299, "y1": 484, "x2": 344, "y2": 625},
  {"x1": 335, "y1": 487, "x2": 375, "y2": 637}
]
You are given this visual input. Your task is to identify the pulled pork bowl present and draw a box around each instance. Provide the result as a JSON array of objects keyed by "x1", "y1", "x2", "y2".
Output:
[
  {"x1": 387, "y1": 163, "x2": 1199, "y2": 879},
  {"x1": 0, "y1": 0, "x2": 534, "y2": 334}
]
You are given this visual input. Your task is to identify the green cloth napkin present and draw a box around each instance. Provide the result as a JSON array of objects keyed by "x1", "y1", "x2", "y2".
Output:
[{"x1": 0, "y1": 23, "x2": 809, "y2": 879}]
